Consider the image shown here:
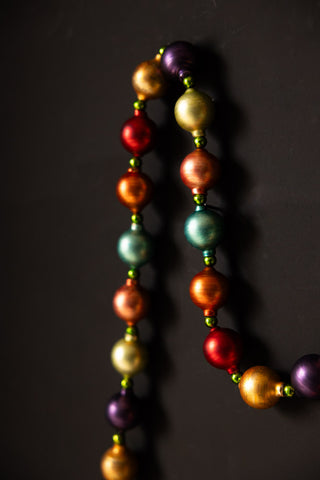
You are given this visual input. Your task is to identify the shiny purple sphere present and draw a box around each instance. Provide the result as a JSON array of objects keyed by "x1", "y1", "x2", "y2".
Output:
[
  {"x1": 161, "y1": 41, "x2": 196, "y2": 80},
  {"x1": 106, "y1": 388, "x2": 140, "y2": 430},
  {"x1": 291, "y1": 354, "x2": 320, "y2": 399}
]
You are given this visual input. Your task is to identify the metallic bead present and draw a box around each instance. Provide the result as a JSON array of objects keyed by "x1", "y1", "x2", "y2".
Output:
[
  {"x1": 126, "y1": 326, "x2": 138, "y2": 337},
  {"x1": 132, "y1": 58, "x2": 167, "y2": 100},
  {"x1": 184, "y1": 206, "x2": 224, "y2": 251},
  {"x1": 127, "y1": 268, "x2": 140, "y2": 280},
  {"x1": 231, "y1": 372, "x2": 242, "y2": 384},
  {"x1": 106, "y1": 388, "x2": 140, "y2": 431},
  {"x1": 189, "y1": 266, "x2": 228, "y2": 316},
  {"x1": 160, "y1": 41, "x2": 196, "y2": 79},
  {"x1": 129, "y1": 157, "x2": 141, "y2": 169},
  {"x1": 116, "y1": 170, "x2": 153, "y2": 213},
  {"x1": 284, "y1": 384, "x2": 295, "y2": 397},
  {"x1": 101, "y1": 444, "x2": 137, "y2": 480},
  {"x1": 117, "y1": 224, "x2": 154, "y2": 268},
  {"x1": 291, "y1": 354, "x2": 320, "y2": 398},
  {"x1": 183, "y1": 76, "x2": 194, "y2": 88},
  {"x1": 121, "y1": 110, "x2": 156, "y2": 156},
  {"x1": 203, "y1": 327, "x2": 243, "y2": 373},
  {"x1": 112, "y1": 433, "x2": 125, "y2": 445},
  {"x1": 193, "y1": 194, "x2": 207, "y2": 205},
  {"x1": 238, "y1": 366, "x2": 284, "y2": 409},
  {"x1": 203, "y1": 256, "x2": 216, "y2": 266},
  {"x1": 121, "y1": 377, "x2": 133, "y2": 389},
  {"x1": 181, "y1": 149, "x2": 220, "y2": 194},
  {"x1": 131, "y1": 213, "x2": 143, "y2": 224},
  {"x1": 174, "y1": 88, "x2": 214, "y2": 137},
  {"x1": 194, "y1": 136, "x2": 207, "y2": 148},
  {"x1": 133, "y1": 99, "x2": 145, "y2": 110},
  {"x1": 113, "y1": 279, "x2": 149, "y2": 326},
  {"x1": 205, "y1": 316, "x2": 217, "y2": 328},
  {"x1": 111, "y1": 337, "x2": 147, "y2": 377},
  {"x1": 158, "y1": 46, "x2": 166, "y2": 56}
]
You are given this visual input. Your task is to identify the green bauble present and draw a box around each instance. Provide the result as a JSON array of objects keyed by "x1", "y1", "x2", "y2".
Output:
[
  {"x1": 117, "y1": 224, "x2": 153, "y2": 268},
  {"x1": 184, "y1": 206, "x2": 223, "y2": 251}
]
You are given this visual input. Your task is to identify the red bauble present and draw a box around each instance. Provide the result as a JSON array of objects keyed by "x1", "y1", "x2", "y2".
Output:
[
  {"x1": 120, "y1": 110, "x2": 156, "y2": 156},
  {"x1": 203, "y1": 327, "x2": 242, "y2": 374}
]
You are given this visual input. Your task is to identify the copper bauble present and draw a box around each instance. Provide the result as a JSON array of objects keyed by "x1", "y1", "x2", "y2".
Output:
[
  {"x1": 180, "y1": 149, "x2": 220, "y2": 194},
  {"x1": 189, "y1": 266, "x2": 228, "y2": 316},
  {"x1": 113, "y1": 279, "x2": 149, "y2": 325}
]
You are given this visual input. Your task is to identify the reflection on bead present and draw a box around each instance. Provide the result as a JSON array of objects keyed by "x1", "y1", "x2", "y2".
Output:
[
  {"x1": 111, "y1": 337, "x2": 147, "y2": 377},
  {"x1": 238, "y1": 366, "x2": 284, "y2": 409},
  {"x1": 203, "y1": 327, "x2": 242, "y2": 373},
  {"x1": 121, "y1": 110, "x2": 156, "y2": 156},
  {"x1": 106, "y1": 388, "x2": 140, "y2": 431},
  {"x1": 116, "y1": 170, "x2": 153, "y2": 213},
  {"x1": 174, "y1": 88, "x2": 214, "y2": 137},
  {"x1": 113, "y1": 279, "x2": 150, "y2": 326},
  {"x1": 160, "y1": 41, "x2": 196, "y2": 79},
  {"x1": 101, "y1": 444, "x2": 137, "y2": 480},
  {"x1": 291, "y1": 354, "x2": 320, "y2": 399},
  {"x1": 132, "y1": 59, "x2": 167, "y2": 100},
  {"x1": 180, "y1": 149, "x2": 220, "y2": 194},
  {"x1": 189, "y1": 266, "x2": 228, "y2": 315},
  {"x1": 118, "y1": 224, "x2": 153, "y2": 268},
  {"x1": 184, "y1": 207, "x2": 223, "y2": 251}
]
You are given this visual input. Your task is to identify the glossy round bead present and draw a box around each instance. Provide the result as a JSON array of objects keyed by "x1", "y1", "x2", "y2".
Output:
[
  {"x1": 231, "y1": 372, "x2": 242, "y2": 384},
  {"x1": 116, "y1": 170, "x2": 153, "y2": 213},
  {"x1": 101, "y1": 444, "x2": 137, "y2": 480},
  {"x1": 189, "y1": 266, "x2": 228, "y2": 316},
  {"x1": 291, "y1": 354, "x2": 320, "y2": 399},
  {"x1": 121, "y1": 110, "x2": 156, "y2": 156},
  {"x1": 185, "y1": 206, "x2": 223, "y2": 251},
  {"x1": 194, "y1": 136, "x2": 207, "y2": 148},
  {"x1": 111, "y1": 336, "x2": 147, "y2": 377},
  {"x1": 204, "y1": 316, "x2": 217, "y2": 328},
  {"x1": 132, "y1": 58, "x2": 167, "y2": 100},
  {"x1": 174, "y1": 88, "x2": 214, "y2": 137},
  {"x1": 238, "y1": 366, "x2": 284, "y2": 409},
  {"x1": 113, "y1": 279, "x2": 150, "y2": 326},
  {"x1": 160, "y1": 41, "x2": 196, "y2": 79},
  {"x1": 180, "y1": 149, "x2": 220, "y2": 194},
  {"x1": 203, "y1": 327, "x2": 243, "y2": 374},
  {"x1": 106, "y1": 388, "x2": 140, "y2": 431},
  {"x1": 118, "y1": 224, "x2": 153, "y2": 268}
]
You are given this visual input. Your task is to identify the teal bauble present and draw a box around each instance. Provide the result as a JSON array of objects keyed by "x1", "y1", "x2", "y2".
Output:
[
  {"x1": 118, "y1": 224, "x2": 154, "y2": 267},
  {"x1": 184, "y1": 206, "x2": 223, "y2": 250}
]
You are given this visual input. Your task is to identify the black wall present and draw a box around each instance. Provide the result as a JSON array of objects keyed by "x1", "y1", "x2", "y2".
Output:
[{"x1": 1, "y1": 1, "x2": 320, "y2": 479}]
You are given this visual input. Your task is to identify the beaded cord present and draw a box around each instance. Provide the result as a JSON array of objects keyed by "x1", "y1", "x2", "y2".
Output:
[{"x1": 100, "y1": 41, "x2": 320, "y2": 480}]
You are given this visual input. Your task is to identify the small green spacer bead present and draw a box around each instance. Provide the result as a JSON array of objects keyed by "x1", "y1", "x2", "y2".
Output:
[
  {"x1": 121, "y1": 377, "x2": 133, "y2": 389},
  {"x1": 158, "y1": 46, "x2": 166, "y2": 56},
  {"x1": 133, "y1": 99, "x2": 145, "y2": 110},
  {"x1": 284, "y1": 384, "x2": 295, "y2": 397},
  {"x1": 193, "y1": 194, "x2": 207, "y2": 206},
  {"x1": 183, "y1": 76, "x2": 194, "y2": 88},
  {"x1": 113, "y1": 433, "x2": 125, "y2": 445},
  {"x1": 205, "y1": 316, "x2": 217, "y2": 328},
  {"x1": 204, "y1": 256, "x2": 216, "y2": 266},
  {"x1": 194, "y1": 136, "x2": 207, "y2": 148},
  {"x1": 128, "y1": 268, "x2": 140, "y2": 280},
  {"x1": 231, "y1": 372, "x2": 242, "y2": 384},
  {"x1": 131, "y1": 213, "x2": 143, "y2": 224},
  {"x1": 126, "y1": 325, "x2": 138, "y2": 337},
  {"x1": 129, "y1": 157, "x2": 141, "y2": 169}
]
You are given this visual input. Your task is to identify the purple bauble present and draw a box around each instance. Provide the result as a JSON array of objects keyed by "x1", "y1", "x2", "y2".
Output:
[
  {"x1": 106, "y1": 388, "x2": 140, "y2": 430},
  {"x1": 291, "y1": 354, "x2": 320, "y2": 399},
  {"x1": 161, "y1": 41, "x2": 196, "y2": 80}
]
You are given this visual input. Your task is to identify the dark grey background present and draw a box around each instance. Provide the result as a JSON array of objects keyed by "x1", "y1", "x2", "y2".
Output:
[{"x1": 1, "y1": 1, "x2": 320, "y2": 479}]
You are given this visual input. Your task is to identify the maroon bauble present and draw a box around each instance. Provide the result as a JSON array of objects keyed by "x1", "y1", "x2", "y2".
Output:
[
  {"x1": 203, "y1": 327, "x2": 243, "y2": 374},
  {"x1": 120, "y1": 110, "x2": 156, "y2": 156}
]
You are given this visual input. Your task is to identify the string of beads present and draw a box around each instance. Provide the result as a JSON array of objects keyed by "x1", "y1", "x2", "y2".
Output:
[{"x1": 101, "y1": 41, "x2": 320, "y2": 480}]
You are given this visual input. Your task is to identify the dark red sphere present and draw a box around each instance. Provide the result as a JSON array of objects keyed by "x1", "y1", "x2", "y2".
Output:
[
  {"x1": 120, "y1": 110, "x2": 156, "y2": 156},
  {"x1": 203, "y1": 327, "x2": 243, "y2": 374}
]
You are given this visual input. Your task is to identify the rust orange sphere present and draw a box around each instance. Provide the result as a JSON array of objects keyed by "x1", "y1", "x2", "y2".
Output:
[
  {"x1": 116, "y1": 170, "x2": 153, "y2": 213},
  {"x1": 101, "y1": 444, "x2": 137, "y2": 480},
  {"x1": 132, "y1": 57, "x2": 167, "y2": 100},
  {"x1": 180, "y1": 148, "x2": 220, "y2": 194},
  {"x1": 189, "y1": 266, "x2": 228, "y2": 316},
  {"x1": 113, "y1": 279, "x2": 150, "y2": 325}
]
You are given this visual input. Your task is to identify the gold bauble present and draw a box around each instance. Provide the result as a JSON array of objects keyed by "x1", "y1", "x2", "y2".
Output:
[
  {"x1": 111, "y1": 335, "x2": 147, "y2": 377},
  {"x1": 132, "y1": 57, "x2": 167, "y2": 100},
  {"x1": 174, "y1": 88, "x2": 214, "y2": 136},
  {"x1": 238, "y1": 366, "x2": 284, "y2": 409},
  {"x1": 101, "y1": 444, "x2": 137, "y2": 480}
]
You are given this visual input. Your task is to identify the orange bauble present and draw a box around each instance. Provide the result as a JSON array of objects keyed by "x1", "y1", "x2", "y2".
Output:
[
  {"x1": 113, "y1": 279, "x2": 150, "y2": 326},
  {"x1": 116, "y1": 170, "x2": 153, "y2": 213},
  {"x1": 189, "y1": 266, "x2": 228, "y2": 316},
  {"x1": 180, "y1": 148, "x2": 220, "y2": 194}
]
